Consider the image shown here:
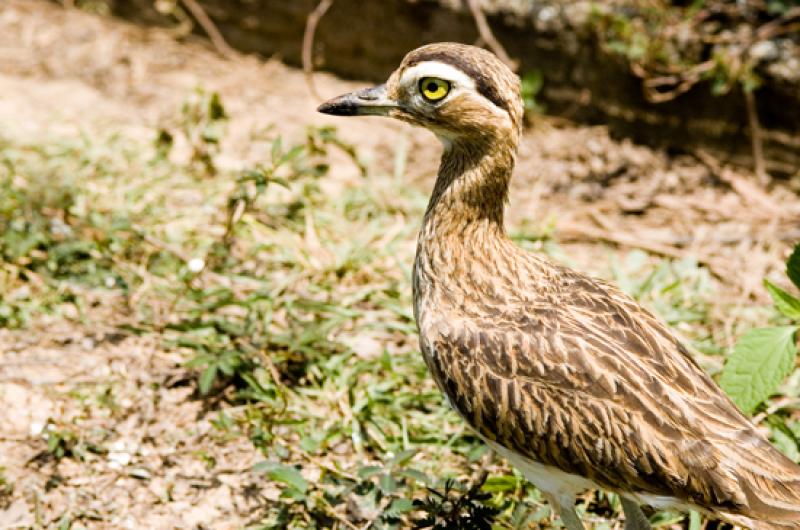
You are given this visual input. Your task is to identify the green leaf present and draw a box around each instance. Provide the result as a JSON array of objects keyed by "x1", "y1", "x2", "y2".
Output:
[
  {"x1": 480, "y1": 474, "x2": 519, "y2": 493},
  {"x1": 771, "y1": 425, "x2": 800, "y2": 463},
  {"x1": 764, "y1": 280, "x2": 800, "y2": 320},
  {"x1": 271, "y1": 137, "x2": 282, "y2": 164},
  {"x1": 253, "y1": 461, "x2": 308, "y2": 493},
  {"x1": 788, "y1": 243, "x2": 800, "y2": 291},
  {"x1": 279, "y1": 145, "x2": 305, "y2": 166},
  {"x1": 720, "y1": 326, "x2": 798, "y2": 414},
  {"x1": 208, "y1": 92, "x2": 227, "y2": 120},
  {"x1": 271, "y1": 466, "x2": 308, "y2": 493},
  {"x1": 299, "y1": 435, "x2": 319, "y2": 453},
  {"x1": 386, "y1": 497, "x2": 415, "y2": 515},
  {"x1": 251, "y1": 460, "x2": 272, "y2": 473},
  {"x1": 379, "y1": 473, "x2": 397, "y2": 494},
  {"x1": 47, "y1": 433, "x2": 61, "y2": 454},
  {"x1": 269, "y1": 176, "x2": 291, "y2": 189},
  {"x1": 388, "y1": 449, "x2": 417, "y2": 467},
  {"x1": 688, "y1": 511, "x2": 702, "y2": 530},
  {"x1": 395, "y1": 468, "x2": 430, "y2": 485},
  {"x1": 357, "y1": 465, "x2": 382, "y2": 479},
  {"x1": 198, "y1": 364, "x2": 218, "y2": 395},
  {"x1": 467, "y1": 443, "x2": 488, "y2": 462},
  {"x1": 57, "y1": 514, "x2": 72, "y2": 530}
]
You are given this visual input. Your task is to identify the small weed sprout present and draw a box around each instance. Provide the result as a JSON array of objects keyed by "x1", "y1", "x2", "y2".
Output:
[
  {"x1": 158, "y1": 88, "x2": 229, "y2": 175},
  {"x1": 0, "y1": 466, "x2": 12, "y2": 508},
  {"x1": 412, "y1": 475, "x2": 499, "y2": 530},
  {"x1": 520, "y1": 70, "x2": 545, "y2": 123}
]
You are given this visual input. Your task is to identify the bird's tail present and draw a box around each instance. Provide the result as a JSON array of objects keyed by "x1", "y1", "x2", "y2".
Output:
[
  {"x1": 741, "y1": 478, "x2": 800, "y2": 529},
  {"x1": 725, "y1": 448, "x2": 800, "y2": 529},
  {"x1": 724, "y1": 513, "x2": 800, "y2": 530},
  {"x1": 751, "y1": 521, "x2": 800, "y2": 530}
]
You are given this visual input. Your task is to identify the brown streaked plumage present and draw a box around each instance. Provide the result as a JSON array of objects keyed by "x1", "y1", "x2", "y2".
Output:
[{"x1": 318, "y1": 42, "x2": 800, "y2": 530}]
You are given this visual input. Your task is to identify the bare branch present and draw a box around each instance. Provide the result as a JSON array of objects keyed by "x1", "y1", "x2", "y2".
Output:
[
  {"x1": 744, "y1": 88, "x2": 769, "y2": 186},
  {"x1": 180, "y1": 0, "x2": 236, "y2": 58},
  {"x1": 303, "y1": 0, "x2": 334, "y2": 101},
  {"x1": 466, "y1": 0, "x2": 517, "y2": 72}
]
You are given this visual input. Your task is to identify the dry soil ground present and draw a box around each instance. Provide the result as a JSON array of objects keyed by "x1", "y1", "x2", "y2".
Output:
[{"x1": 0, "y1": 1, "x2": 799, "y2": 529}]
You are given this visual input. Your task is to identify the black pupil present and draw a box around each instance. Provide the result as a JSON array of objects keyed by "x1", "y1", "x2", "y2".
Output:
[{"x1": 426, "y1": 82, "x2": 438, "y2": 93}]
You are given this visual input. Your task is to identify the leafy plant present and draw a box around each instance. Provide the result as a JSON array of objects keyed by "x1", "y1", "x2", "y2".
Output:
[
  {"x1": 40, "y1": 425, "x2": 104, "y2": 462},
  {"x1": 253, "y1": 461, "x2": 309, "y2": 500},
  {"x1": 159, "y1": 88, "x2": 228, "y2": 175},
  {"x1": 721, "y1": 243, "x2": 800, "y2": 414},
  {"x1": 0, "y1": 466, "x2": 12, "y2": 508},
  {"x1": 177, "y1": 130, "x2": 355, "y2": 400},
  {"x1": 520, "y1": 70, "x2": 545, "y2": 121},
  {"x1": 412, "y1": 475, "x2": 499, "y2": 530},
  {"x1": 251, "y1": 453, "x2": 433, "y2": 528},
  {"x1": 588, "y1": 2, "x2": 790, "y2": 102},
  {"x1": 0, "y1": 139, "x2": 140, "y2": 327}
]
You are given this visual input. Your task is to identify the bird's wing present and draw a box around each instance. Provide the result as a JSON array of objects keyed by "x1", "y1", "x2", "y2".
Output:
[{"x1": 427, "y1": 267, "x2": 800, "y2": 519}]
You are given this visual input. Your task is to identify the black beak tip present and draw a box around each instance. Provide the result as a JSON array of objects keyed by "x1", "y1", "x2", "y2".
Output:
[{"x1": 317, "y1": 98, "x2": 357, "y2": 116}]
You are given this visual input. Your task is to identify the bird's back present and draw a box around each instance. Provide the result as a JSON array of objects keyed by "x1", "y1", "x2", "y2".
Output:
[{"x1": 414, "y1": 244, "x2": 800, "y2": 527}]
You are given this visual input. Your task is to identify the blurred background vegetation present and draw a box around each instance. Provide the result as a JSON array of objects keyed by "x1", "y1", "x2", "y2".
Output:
[{"x1": 0, "y1": 1, "x2": 799, "y2": 528}]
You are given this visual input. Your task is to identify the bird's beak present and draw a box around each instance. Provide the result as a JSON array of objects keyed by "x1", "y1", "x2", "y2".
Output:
[{"x1": 317, "y1": 84, "x2": 397, "y2": 117}]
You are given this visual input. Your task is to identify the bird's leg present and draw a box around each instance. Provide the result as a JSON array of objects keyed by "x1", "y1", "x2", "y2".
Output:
[
  {"x1": 620, "y1": 497, "x2": 651, "y2": 530},
  {"x1": 543, "y1": 493, "x2": 585, "y2": 530},
  {"x1": 556, "y1": 506, "x2": 586, "y2": 530}
]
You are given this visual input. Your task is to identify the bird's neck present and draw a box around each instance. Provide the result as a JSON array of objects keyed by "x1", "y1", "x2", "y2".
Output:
[
  {"x1": 420, "y1": 137, "x2": 515, "y2": 245},
  {"x1": 413, "y1": 136, "x2": 519, "y2": 310}
]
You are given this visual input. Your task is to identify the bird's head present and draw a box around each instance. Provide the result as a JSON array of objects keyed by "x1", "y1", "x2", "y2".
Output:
[{"x1": 318, "y1": 43, "x2": 522, "y2": 146}]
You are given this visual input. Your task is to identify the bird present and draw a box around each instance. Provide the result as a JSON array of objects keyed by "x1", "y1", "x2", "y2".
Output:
[{"x1": 318, "y1": 42, "x2": 800, "y2": 530}]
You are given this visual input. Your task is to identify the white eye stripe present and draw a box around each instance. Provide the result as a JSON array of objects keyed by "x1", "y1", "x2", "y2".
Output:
[{"x1": 400, "y1": 61, "x2": 476, "y2": 92}]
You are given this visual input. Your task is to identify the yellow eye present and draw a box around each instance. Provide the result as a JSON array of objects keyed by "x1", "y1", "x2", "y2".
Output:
[{"x1": 419, "y1": 77, "x2": 450, "y2": 102}]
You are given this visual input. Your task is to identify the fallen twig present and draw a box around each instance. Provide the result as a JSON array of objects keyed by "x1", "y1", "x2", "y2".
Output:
[
  {"x1": 0, "y1": 359, "x2": 68, "y2": 367},
  {"x1": 752, "y1": 396, "x2": 800, "y2": 425},
  {"x1": 0, "y1": 434, "x2": 31, "y2": 442},
  {"x1": 662, "y1": 230, "x2": 800, "y2": 248},
  {"x1": 180, "y1": 0, "x2": 236, "y2": 58},
  {"x1": 559, "y1": 221, "x2": 687, "y2": 260},
  {"x1": 557, "y1": 220, "x2": 729, "y2": 280},
  {"x1": 743, "y1": 88, "x2": 769, "y2": 186},
  {"x1": 302, "y1": 0, "x2": 334, "y2": 101},
  {"x1": 638, "y1": 60, "x2": 714, "y2": 103},
  {"x1": 693, "y1": 149, "x2": 775, "y2": 212}
]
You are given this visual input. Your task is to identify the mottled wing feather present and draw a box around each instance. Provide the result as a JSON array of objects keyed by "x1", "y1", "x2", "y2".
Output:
[{"x1": 426, "y1": 266, "x2": 800, "y2": 520}]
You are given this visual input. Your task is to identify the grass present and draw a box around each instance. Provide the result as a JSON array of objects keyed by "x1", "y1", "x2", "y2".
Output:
[{"x1": 1, "y1": 88, "x2": 797, "y2": 529}]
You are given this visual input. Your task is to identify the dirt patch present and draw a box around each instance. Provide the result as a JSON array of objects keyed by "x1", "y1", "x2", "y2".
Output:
[
  {"x1": 0, "y1": 2, "x2": 799, "y2": 528},
  {"x1": 0, "y1": 324, "x2": 265, "y2": 528}
]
